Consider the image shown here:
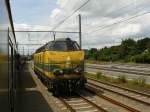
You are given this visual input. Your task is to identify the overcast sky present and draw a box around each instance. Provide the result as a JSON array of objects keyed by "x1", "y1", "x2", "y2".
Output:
[{"x1": 10, "y1": 0, "x2": 150, "y2": 54}]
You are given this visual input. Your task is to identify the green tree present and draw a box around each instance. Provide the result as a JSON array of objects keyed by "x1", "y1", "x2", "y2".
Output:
[
  {"x1": 120, "y1": 38, "x2": 136, "y2": 58},
  {"x1": 86, "y1": 37, "x2": 150, "y2": 64},
  {"x1": 136, "y1": 37, "x2": 150, "y2": 53}
]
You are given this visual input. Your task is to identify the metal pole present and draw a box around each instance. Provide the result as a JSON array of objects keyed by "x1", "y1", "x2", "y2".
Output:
[
  {"x1": 79, "y1": 14, "x2": 82, "y2": 49},
  {"x1": 28, "y1": 48, "x2": 29, "y2": 56},
  {"x1": 23, "y1": 46, "x2": 24, "y2": 56},
  {"x1": 53, "y1": 32, "x2": 56, "y2": 41}
]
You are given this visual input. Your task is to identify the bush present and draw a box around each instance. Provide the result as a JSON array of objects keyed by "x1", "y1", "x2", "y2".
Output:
[
  {"x1": 132, "y1": 77, "x2": 146, "y2": 86},
  {"x1": 132, "y1": 53, "x2": 150, "y2": 63},
  {"x1": 138, "y1": 77, "x2": 146, "y2": 86},
  {"x1": 117, "y1": 75, "x2": 127, "y2": 83},
  {"x1": 132, "y1": 78, "x2": 139, "y2": 85}
]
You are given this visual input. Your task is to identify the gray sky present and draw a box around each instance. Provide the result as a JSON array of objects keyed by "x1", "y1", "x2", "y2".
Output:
[{"x1": 10, "y1": 0, "x2": 150, "y2": 54}]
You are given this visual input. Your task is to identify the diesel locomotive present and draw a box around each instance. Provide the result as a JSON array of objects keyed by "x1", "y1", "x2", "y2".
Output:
[{"x1": 34, "y1": 38, "x2": 86, "y2": 95}]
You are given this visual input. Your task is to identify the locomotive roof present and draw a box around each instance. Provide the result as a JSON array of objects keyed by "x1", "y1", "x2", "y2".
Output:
[
  {"x1": 35, "y1": 38, "x2": 74, "y2": 53},
  {"x1": 54, "y1": 38, "x2": 73, "y2": 41}
]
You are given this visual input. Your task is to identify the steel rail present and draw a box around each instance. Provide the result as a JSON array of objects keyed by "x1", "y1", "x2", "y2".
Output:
[
  {"x1": 86, "y1": 85, "x2": 140, "y2": 112},
  {"x1": 59, "y1": 97, "x2": 76, "y2": 112},
  {"x1": 77, "y1": 93, "x2": 108, "y2": 112},
  {"x1": 87, "y1": 78, "x2": 150, "y2": 98},
  {"x1": 87, "y1": 81, "x2": 150, "y2": 106},
  {"x1": 58, "y1": 93, "x2": 108, "y2": 112},
  {"x1": 86, "y1": 65, "x2": 150, "y2": 76}
]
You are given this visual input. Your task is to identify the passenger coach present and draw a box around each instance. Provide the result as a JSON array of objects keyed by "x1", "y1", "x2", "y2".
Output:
[{"x1": 0, "y1": 0, "x2": 18, "y2": 112}]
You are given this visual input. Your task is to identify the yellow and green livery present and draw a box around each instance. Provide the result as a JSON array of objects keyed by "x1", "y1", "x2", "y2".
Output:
[{"x1": 33, "y1": 38, "x2": 86, "y2": 95}]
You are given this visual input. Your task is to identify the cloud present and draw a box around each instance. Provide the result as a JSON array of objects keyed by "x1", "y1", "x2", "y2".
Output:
[
  {"x1": 14, "y1": 23, "x2": 55, "y2": 55},
  {"x1": 56, "y1": 0, "x2": 69, "y2": 8},
  {"x1": 48, "y1": 0, "x2": 150, "y2": 49},
  {"x1": 13, "y1": 0, "x2": 150, "y2": 52},
  {"x1": 14, "y1": 23, "x2": 52, "y2": 31},
  {"x1": 50, "y1": 8, "x2": 61, "y2": 18},
  {"x1": 110, "y1": 23, "x2": 141, "y2": 36},
  {"x1": 14, "y1": 23, "x2": 31, "y2": 30}
]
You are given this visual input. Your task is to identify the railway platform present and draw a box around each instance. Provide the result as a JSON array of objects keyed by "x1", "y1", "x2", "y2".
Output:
[{"x1": 16, "y1": 61, "x2": 56, "y2": 112}]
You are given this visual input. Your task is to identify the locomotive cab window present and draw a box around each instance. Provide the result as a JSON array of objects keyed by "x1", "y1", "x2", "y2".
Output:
[
  {"x1": 53, "y1": 41, "x2": 67, "y2": 51},
  {"x1": 51, "y1": 41, "x2": 80, "y2": 51},
  {"x1": 68, "y1": 41, "x2": 80, "y2": 51}
]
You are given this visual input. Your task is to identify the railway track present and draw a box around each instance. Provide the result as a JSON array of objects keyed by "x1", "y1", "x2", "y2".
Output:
[
  {"x1": 55, "y1": 88, "x2": 141, "y2": 112},
  {"x1": 58, "y1": 93, "x2": 107, "y2": 112},
  {"x1": 86, "y1": 63, "x2": 150, "y2": 69},
  {"x1": 88, "y1": 78, "x2": 150, "y2": 97},
  {"x1": 87, "y1": 78, "x2": 150, "y2": 111},
  {"x1": 85, "y1": 85, "x2": 140, "y2": 112},
  {"x1": 86, "y1": 65, "x2": 150, "y2": 76},
  {"x1": 56, "y1": 88, "x2": 141, "y2": 112},
  {"x1": 52, "y1": 78, "x2": 150, "y2": 112}
]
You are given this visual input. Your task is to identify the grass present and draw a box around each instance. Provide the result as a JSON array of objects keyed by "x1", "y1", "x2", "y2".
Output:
[
  {"x1": 96, "y1": 72, "x2": 102, "y2": 79},
  {"x1": 85, "y1": 72, "x2": 150, "y2": 95},
  {"x1": 117, "y1": 75, "x2": 127, "y2": 83},
  {"x1": 132, "y1": 77, "x2": 146, "y2": 86}
]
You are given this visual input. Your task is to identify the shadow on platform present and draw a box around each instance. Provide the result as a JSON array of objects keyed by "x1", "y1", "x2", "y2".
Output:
[
  {"x1": 18, "y1": 63, "x2": 36, "y2": 89},
  {"x1": 17, "y1": 62, "x2": 53, "y2": 112},
  {"x1": 17, "y1": 91, "x2": 53, "y2": 112},
  {"x1": 0, "y1": 92, "x2": 9, "y2": 112}
]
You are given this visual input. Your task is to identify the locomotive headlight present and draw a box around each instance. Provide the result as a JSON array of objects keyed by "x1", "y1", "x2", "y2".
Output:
[
  {"x1": 53, "y1": 69, "x2": 63, "y2": 76},
  {"x1": 74, "y1": 68, "x2": 80, "y2": 73},
  {"x1": 74, "y1": 66, "x2": 82, "y2": 73}
]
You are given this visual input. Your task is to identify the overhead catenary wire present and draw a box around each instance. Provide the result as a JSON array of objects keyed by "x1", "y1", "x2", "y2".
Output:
[
  {"x1": 51, "y1": 0, "x2": 91, "y2": 31},
  {"x1": 51, "y1": 0, "x2": 145, "y2": 32},
  {"x1": 82, "y1": 1, "x2": 150, "y2": 48},
  {"x1": 84, "y1": 11, "x2": 150, "y2": 35},
  {"x1": 15, "y1": 30, "x2": 79, "y2": 33},
  {"x1": 42, "y1": 0, "x2": 147, "y2": 40},
  {"x1": 83, "y1": 0, "x2": 148, "y2": 30},
  {"x1": 82, "y1": 15, "x2": 150, "y2": 49},
  {"x1": 16, "y1": 0, "x2": 91, "y2": 54},
  {"x1": 16, "y1": 0, "x2": 150, "y2": 51},
  {"x1": 50, "y1": 0, "x2": 137, "y2": 43},
  {"x1": 18, "y1": 44, "x2": 45, "y2": 45}
]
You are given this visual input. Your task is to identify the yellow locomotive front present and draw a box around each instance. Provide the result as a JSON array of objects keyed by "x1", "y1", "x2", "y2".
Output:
[{"x1": 34, "y1": 38, "x2": 86, "y2": 95}]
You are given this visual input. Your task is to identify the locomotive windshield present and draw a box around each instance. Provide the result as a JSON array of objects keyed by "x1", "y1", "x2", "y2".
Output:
[
  {"x1": 52, "y1": 41, "x2": 80, "y2": 51},
  {"x1": 53, "y1": 41, "x2": 67, "y2": 51}
]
